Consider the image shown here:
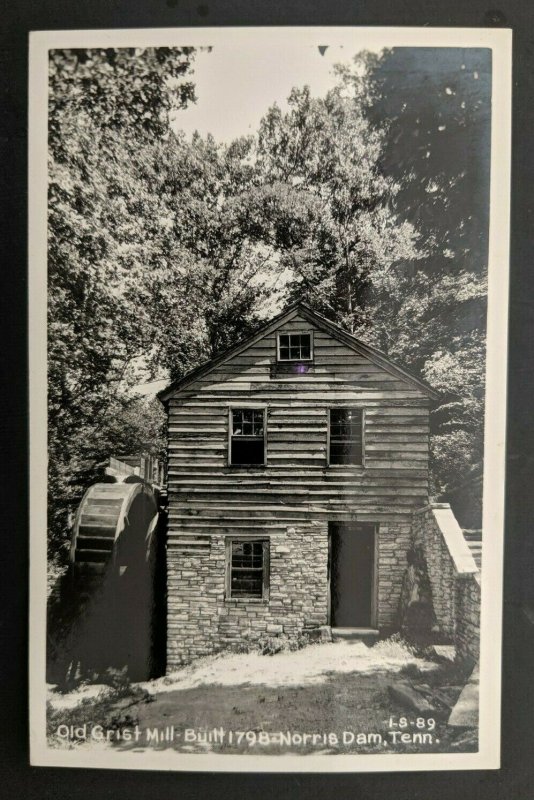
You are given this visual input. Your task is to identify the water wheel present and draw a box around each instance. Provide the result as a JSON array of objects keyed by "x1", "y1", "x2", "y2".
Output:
[
  {"x1": 49, "y1": 479, "x2": 165, "y2": 686},
  {"x1": 71, "y1": 480, "x2": 159, "y2": 575}
]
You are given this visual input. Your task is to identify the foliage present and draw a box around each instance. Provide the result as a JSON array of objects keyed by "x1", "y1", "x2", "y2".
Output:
[
  {"x1": 334, "y1": 50, "x2": 491, "y2": 513},
  {"x1": 48, "y1": 48, "x2": 273, "y2": 560},
  {"x1": 254, "y1": 86, "x2": 421, "y2": 336},
  {"x1": 258, "y1": 632, "x2": 308, "y2": 656},
  {"x1": 147, "y1": 132, "x2": 271, "y2": 365},
  {"x1": 49, "y1": 47, "x2": 196, "y2": 149},
  {"x1": 247, "y1": 54, "x2": 490, "y2": 517},
  {"x1": 340, "y1": 48, "x2": 491, "y2": 279},
  {"x1": 47, "y1": 48, "x2": 198, "y2": 559}
]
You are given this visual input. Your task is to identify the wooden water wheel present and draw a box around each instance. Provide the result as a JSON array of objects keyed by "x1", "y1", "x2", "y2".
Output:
[
  {"x1": 71, "y1": 480, "x2": 159, "y2": 574},
  {"x1": 49, "y1": 478, "x2": 165, "y2": 685}
]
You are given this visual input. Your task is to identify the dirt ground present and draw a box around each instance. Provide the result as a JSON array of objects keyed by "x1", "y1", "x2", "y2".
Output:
[{"x1": 47, "y1": 638, "x2": 477, "y2": 756}]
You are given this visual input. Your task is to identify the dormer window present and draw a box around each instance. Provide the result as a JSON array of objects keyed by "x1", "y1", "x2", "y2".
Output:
[{"x1": 277, "y1": 332, "x2": 313, "y2": 362}]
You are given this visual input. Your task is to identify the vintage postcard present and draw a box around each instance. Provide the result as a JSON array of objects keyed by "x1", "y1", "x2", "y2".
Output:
[{"x1": 29, "y1": 26, "x2": 511, "y2": 771}]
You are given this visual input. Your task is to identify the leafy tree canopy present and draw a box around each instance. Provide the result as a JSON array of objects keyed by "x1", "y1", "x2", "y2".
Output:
[
  {"x1": 253, "y1": 86, "x2": 420, "y2": 336},
  {"x1": 338, "y1": 47, "x2": 491, "y2": 278},
  {"x1": 335, "y1": 48, "x2": 491, "y2": 515},
  {"x1": 49, "y1": 47, "x2": 196, "y2": 150},
  {"x1": 250, "y1": 54, "x2": 490, "y2": 518},
  {"x1": 48, "y1": 47, "x2": 273, "y2": 558}
]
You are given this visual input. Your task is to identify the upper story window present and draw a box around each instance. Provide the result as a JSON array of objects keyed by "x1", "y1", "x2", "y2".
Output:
[
  {"x1": 328, "y1": 408, "x2": 364, "y2": 466},
  {"x1": 229, "y1": 408, "x2": 266, "y2": 466},
  {"x1": 277, "y1": 332, "x2": 313, "y2": 362}
]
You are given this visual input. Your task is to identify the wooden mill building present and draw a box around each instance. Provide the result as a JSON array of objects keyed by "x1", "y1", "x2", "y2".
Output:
[{"x1": 158, "y1": 303, "x2": 438, "y2": 666}]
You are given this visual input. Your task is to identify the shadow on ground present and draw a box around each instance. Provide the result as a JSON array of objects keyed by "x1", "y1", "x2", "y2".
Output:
[
  {"x1": 114, "y1": 675, "x2": 474, "y2": 755},
  {"x1": 47, "y1": 639, "x2": 477, "y2": 756}
]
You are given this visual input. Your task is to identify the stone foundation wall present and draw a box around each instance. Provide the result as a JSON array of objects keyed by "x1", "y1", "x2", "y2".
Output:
[
  {"x1": 167, "y1": 522, "x2": 329, "y2": 668},
  {"x1": 376, "y1": 521, "x2": 413, "y2": 629},
  {"x1": 412, "y1": 507, "x2": 457, "y2": 637},
  {"x1": 167, "y1": 517, "x2": 417, "y2": 668}
]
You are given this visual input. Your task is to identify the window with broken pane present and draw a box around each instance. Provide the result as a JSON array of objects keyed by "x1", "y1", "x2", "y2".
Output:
[{"x1": 230, "y1": 408, "x2": 265, "y2": 465}]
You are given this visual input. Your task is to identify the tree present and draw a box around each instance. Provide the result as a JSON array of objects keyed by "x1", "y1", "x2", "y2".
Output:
[
  {"x1": 253, "y1": 86, "x2": 420, "y2": 338},
  {"x1": 253, "y1": 61, "x2": 490, "y2": 523},
  {"x1": 336, "y1": 48, "x2": 492, "y2": 520},
  {"x1": 340, "y1": 48, "x2": 491, "y2": 279},
  {"x1": 48, "y1": 48, "x2": 275, "y2": 560},
  {"x1": 47, "y1": 47, "x2": 199, "y2": 560},
  {"x1": 48, "y1": 47, "x2": 196, "y2": 152},
  {"x1": 147, "y1": 132, "x2": 272, "y2": 368}
]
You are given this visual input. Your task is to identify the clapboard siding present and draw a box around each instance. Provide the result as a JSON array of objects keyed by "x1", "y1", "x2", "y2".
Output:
[{"x1": 165, "y1": 312, "x2": 431, "y2": 537}]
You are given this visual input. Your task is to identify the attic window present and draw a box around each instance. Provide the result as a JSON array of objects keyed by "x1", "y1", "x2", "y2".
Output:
[
  {"x1": 230, "y1": 408, "x2": 266, "y2": 465},
  {"x1": 277, "y1": 332, "x2": 313, "y2": 362}
]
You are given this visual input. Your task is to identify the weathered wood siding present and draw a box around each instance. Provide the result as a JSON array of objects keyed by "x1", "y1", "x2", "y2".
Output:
[{"x1": 166, "y1": 312, "x2": 430, "y2": 541}]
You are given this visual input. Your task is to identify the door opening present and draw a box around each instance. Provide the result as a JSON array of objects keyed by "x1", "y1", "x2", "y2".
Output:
[{"x1": 329, "y1": 523, "x2": 376, "y2": 628}]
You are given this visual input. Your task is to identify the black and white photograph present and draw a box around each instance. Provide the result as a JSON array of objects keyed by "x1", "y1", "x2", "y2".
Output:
[{"x1": 29, "y1": 26, "x2": 511, "y2": 772}]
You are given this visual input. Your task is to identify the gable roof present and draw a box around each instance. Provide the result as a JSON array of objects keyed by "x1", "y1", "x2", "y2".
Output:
[{"x1": 157, "y1": 302, "x2": 439, "y2": 402}]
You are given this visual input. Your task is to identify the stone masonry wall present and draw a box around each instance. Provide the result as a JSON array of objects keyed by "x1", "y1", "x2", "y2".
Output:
[
  {"x1": 167, "y1": 522, "x2": 329, "y2": 668},
  {"x1": 412, "y1": 507, "x2": 457, "y2": 637},
  {"x1": 167, "y1": 516, "x2": 416, "y2": 667},
  {"x1": 410, "y1": 504, "x2": 480, "y2": 663},
  {"x1": 455, "y1": 573, "x2": 481, "y2": 665},
  {"x1": 376, "y1": 520, "x2": 413, "y2": 629}
]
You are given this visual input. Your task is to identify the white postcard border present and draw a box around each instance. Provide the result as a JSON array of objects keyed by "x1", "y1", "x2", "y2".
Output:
[{"x1": 29, "y1": 25, "x2": 512, "y2": 772}]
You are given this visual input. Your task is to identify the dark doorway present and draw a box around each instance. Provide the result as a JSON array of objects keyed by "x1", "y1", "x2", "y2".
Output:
[{"x1": 329, "y1": 523, "x2": 376, "y2": 628}]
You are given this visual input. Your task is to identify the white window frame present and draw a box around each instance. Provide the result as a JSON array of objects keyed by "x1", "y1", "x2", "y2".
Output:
[{"x1": 276, "y1": 330, "x2": 314, "y2": 362}]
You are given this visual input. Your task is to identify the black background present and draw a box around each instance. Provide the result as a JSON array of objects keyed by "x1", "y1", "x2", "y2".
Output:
[{"x1": 1, "y1": 1, "x2": 533, "y2": 797}]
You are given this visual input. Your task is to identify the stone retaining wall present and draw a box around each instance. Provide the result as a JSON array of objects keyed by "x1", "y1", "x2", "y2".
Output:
[
  {"x1": 376, "y1": 521, "x2": 413, "y2": 629},
  {"x1": 410, "y1": 504, "x2": 480, "y2": 663},
  {"x1": 412, "y1": 506, "x2": 457, "y2": 636},
  {"x1": 455, "y1": 572, "x2": 481, "y2": 665}
]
